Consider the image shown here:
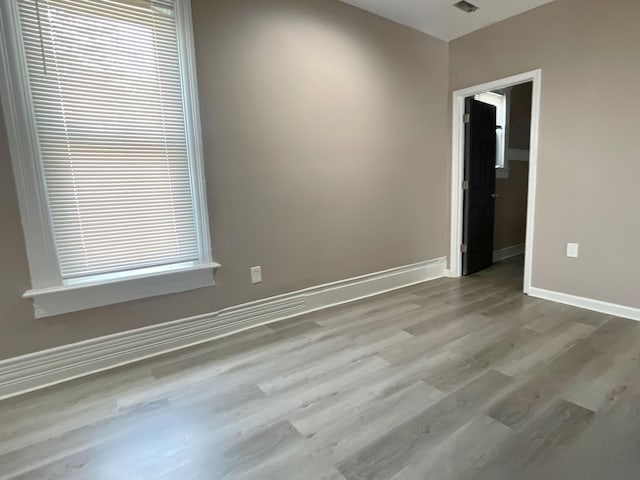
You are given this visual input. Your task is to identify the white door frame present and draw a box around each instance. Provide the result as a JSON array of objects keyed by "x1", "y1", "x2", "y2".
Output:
[{"x1": 449, "y1": 69, "x2": 542, "y2": 294}]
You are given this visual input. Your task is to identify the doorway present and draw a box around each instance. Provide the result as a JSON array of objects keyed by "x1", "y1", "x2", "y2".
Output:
[{"x1": 449, "y1": 70, "x2": 541, "y2": 294}]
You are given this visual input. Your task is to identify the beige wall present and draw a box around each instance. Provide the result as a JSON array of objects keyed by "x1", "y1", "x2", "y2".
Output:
[
  {"x1": 450, "y1": 0, "x2": 640, "y2": 307},
  {"x1": 494, "y1": 162, "x2": 529, "y2": 250},
  {"x1": 0, "y1": 0, "x2": 449, "y2": 359},
  {"x1": 494, "y1": 83, "x2": 532, "y2": 250},
  {"x1": 508, "y1": 82, "x2": 532, "y2": 151}
]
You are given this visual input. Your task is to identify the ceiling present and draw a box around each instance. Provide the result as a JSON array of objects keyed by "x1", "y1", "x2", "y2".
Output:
[{"x1": 338, "y1": 0, "x2": 555, "y2": 41}]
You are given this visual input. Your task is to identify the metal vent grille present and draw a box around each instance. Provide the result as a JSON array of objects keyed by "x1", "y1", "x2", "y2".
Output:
[{"x1": 453, "y1": 1, "x2": 479, "y2": 13}]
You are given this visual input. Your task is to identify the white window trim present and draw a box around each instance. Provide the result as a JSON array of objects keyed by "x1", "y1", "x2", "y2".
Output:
[
  {"x1": 0, "y1": 0, "x2": 220, "y2": 318},
  {"x1": 474, "y1": 91, "x2": 507, "y2": 170}
]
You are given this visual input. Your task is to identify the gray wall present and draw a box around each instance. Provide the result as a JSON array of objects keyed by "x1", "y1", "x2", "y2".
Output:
[
  {"x1": 0, "y1": 0, "x2": 450, "y2": 359},
  {"x1": 450, "y1": 0, "x2": 640, "y2": 307}
]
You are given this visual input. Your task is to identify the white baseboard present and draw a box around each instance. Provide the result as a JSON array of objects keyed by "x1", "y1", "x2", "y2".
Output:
[
  {"x1": 528, "y1": 287, "x2": 640, "y2": 322},
  {"x1": 0, "y1": 257, "x2": 447, "y2": 400},
  {"x1": 493, "y1": 243, "x2": 525, "y2": 262}
]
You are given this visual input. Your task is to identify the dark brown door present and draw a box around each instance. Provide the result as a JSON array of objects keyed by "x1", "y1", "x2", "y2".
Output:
[{"x1": 462, "y1": 98, "x2": 497, "y2": 276}]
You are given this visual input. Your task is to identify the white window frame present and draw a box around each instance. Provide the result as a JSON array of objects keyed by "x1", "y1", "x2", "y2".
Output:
[
  {"x1": 0, "y1": 0, "x2": 219, "y2": 318},
  {"x1": 474, "y1": 91, "x2": 508, "y2": 170}
]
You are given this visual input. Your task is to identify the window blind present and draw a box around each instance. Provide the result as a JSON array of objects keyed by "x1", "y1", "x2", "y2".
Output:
[{"x1": 17, "y1": 0, "x2": 199, "y2": 280}]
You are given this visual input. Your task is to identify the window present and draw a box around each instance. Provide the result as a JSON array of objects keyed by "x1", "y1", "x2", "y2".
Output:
[
  {"x1": 474, "y1": 91, "x2": 507, "y2": 169},
  {"x1": 0, "y1": 0, "x2": 218, "y2": 317}
]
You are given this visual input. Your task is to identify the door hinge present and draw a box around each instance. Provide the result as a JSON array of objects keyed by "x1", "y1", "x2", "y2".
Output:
[
  {"x1": 463, "y1": 113, "x2": 471, "y2": 124},
  {"x1": 462, "y1": 180, "x2": 469, "y2": 190},
  {"x1": 461, "y1": 244, "x2": 468, "y2": 253}
]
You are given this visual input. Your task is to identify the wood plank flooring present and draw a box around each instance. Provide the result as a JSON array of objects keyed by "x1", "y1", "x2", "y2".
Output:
[{"x1": 1, "y1": 256, "x2": 639, "y2": 479}]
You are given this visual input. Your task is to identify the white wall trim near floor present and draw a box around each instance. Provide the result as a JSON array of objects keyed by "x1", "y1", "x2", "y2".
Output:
[
  {"x1": 493, "y1": 244, "x2": 525, "y2": 263},
  {"x1": 0, "y1": 257, "x2": 447, "y2": 401},
  {"x1": 529, "y1": 287, "x2": 640, "y2": 322}
]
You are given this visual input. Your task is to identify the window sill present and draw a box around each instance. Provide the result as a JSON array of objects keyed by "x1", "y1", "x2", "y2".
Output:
[
  {"x1": 23, "y1": 262, "x2": 221, "y2": 318},
  {"x1": 496, "y1": 166, "x2": 510, "y2": 179}
]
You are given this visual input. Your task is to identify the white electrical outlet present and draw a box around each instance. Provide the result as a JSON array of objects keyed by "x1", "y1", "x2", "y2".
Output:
[
  {"x1": 566, "y1": 243, "x2": 579, "y2": 258},
  {"x1": 250, "y1": 266, "x2": 262, "y2": 284}
]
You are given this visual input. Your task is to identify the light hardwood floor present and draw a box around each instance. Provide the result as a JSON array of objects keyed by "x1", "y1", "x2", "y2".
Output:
[{"x1": 1, "y1": 256, "x2": 639, "y2": 479}]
